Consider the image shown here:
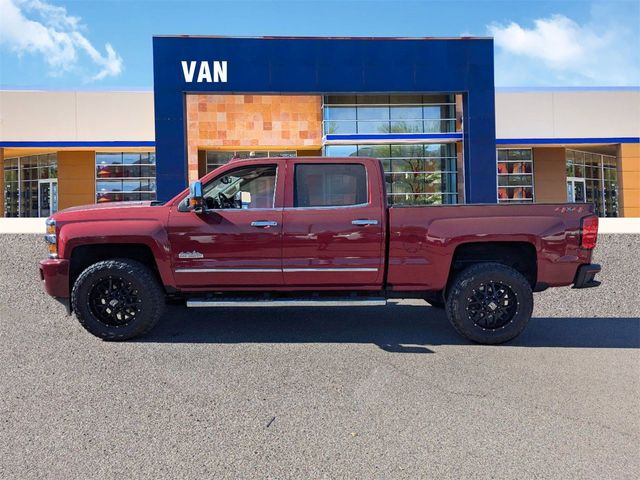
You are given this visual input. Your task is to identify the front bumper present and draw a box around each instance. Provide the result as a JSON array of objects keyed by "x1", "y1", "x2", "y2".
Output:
[
  {"x1": 39, "y1": 258, "x2": 70, "y2": 298},
  {"x1": 572, "y1": 263, "x2": 601, "y2": 289}
]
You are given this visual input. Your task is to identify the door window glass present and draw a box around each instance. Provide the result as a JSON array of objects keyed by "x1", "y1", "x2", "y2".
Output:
[
  {"x1": 567, "y1": 179, "x2": 587, "y2": 203},
  {"x1": 294, "y1": 164, "x2": 367, "y2": 207},
  {"x1": 39, "y1": 183, "x2": 49, "y2": 217},
  {"x1": 203, "y1": 165, "x2": 277, "y2": 209},
  {"x1": 574, "y1": 181, "x2": 586, "y2": 202},
  {"x1": 565, "y1": 149, "x2": 619, "y2": 217}
]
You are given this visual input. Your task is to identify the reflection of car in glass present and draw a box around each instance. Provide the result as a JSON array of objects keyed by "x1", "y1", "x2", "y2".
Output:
[{"x1": 40, "y1": 157, "x2": 601, "y2": 344}]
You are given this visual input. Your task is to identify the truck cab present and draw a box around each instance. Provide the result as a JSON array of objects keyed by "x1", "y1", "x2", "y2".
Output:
[{"x1": 170, "y1": 157, "x2": 386, "y2": 290}]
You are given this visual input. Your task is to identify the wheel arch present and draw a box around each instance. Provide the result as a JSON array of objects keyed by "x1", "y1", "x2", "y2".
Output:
[
  {"x1": 449, "y1": 241, "x2": 538, "y2": 289},
  {"x1": 69, "y1": 243, "x2": 165, "y2": 295}
]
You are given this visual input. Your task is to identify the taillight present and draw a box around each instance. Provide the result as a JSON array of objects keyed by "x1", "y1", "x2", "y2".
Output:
[{"x1": 580, "y1": 216, "x2": 598, "y2": 249}]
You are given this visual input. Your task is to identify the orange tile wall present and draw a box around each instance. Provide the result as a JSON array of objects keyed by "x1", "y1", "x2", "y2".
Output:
[
  {"x1": 57, "y1": 151, "x2": 96, "y2": 210},
  {"x1": 186, "y1": 94, "x2": 323, "y2": 181}
]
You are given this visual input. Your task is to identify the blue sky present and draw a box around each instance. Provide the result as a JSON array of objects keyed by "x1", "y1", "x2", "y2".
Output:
[{"x1": 1, "y1": 0, "x2": 639, "y2": 89}]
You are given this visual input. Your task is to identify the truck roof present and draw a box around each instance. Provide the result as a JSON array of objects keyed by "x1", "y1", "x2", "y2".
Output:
[{"x1": 228, "y1": 156, "x2": 377, "y2": 164}]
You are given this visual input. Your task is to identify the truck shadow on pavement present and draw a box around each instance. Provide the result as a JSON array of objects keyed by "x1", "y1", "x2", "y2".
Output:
[{"x1": 139, "y1": 304, "x2": 640, "y2": 351}]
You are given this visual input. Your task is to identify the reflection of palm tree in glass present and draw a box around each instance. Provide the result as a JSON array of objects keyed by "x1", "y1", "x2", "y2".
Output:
[
  {"x1": 378, "y1": 118, "x2": 451, "y2": 134},
  {"x1": 393, "y1": 172, "x2": 442, "y2": 205},
  {"x1": 324, "y1": 118, "x2": 453, "y2": 205},
  {"x1": 390, "y1": 129, "x2": 441, "y2": 205},
  {"x1": 357, "y1": 145, "x2": 392, "y2": 158},
  {"x1": 326, "y1": 123, "x2": 339, "y2": 135},
  {"x1": 379, "y1": 121, "x2": 422, "y2": 135}
]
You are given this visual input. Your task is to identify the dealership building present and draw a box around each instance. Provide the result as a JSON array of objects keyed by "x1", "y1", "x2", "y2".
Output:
[{"x1": 1, "y1": 36, "x2": 638, "y2": 218}]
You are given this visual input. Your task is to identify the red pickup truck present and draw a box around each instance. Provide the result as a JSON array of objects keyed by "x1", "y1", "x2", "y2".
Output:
[{"x1": 40, "y1": 157, "x2": 601, "y2": 344}]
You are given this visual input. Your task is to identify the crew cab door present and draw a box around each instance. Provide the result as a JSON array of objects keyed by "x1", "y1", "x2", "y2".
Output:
[
  {"x1": 282, "y1": 159, "x2": 385, "y2": 287},
  {"x1": 167, "y1": 161, "x2": 285, "y2": 288}
]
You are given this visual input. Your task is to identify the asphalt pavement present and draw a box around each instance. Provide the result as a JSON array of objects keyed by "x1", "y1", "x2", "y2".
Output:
[{"x1": 0, "y1": 234, "x2": 638, "y2": 479}]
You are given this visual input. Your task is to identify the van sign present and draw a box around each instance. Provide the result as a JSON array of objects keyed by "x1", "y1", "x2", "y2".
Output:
[{"x1": 181, "y1": 61, "x2": 227, "y2": 83}]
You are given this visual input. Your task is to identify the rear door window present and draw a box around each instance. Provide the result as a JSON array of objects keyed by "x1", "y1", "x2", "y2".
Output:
[{"x1": 294, "y1": 164, "x2": 367, "y2": 207}]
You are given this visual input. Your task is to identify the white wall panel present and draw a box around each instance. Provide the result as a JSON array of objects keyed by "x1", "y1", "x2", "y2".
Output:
[
  {"x1": 0, "y1": 91, "x2": 78, "y2": 141},
  {"x1": 76, "y1": 92, "x2": 155, "y2": 141},
  {"x1": 495, "y1": 92, "x2": 555, "y2": 139},
  {"x1": 495, "y1": 90, "x2": 640, "y2": 140},
  {"x1": 2, "y1": 89, "x2": 638, "y2": 143},
  {"x1": 0, "y1": 91, "x2": 155, "y2": 142},
  {"x1": 552, "y1": 91, "x2": 640, "y2": 139}
]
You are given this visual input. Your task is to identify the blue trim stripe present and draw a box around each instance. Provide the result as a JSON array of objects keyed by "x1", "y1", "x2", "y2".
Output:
[
  {"x1": 497, "y1": 137, "x2": 640, "y2": 145},
  {"x1": 325, "y1": 133, "x2": 463, "y2": 141},
  {"x1": 0, "y1": 141, "x2": 155, "y2": 148}
]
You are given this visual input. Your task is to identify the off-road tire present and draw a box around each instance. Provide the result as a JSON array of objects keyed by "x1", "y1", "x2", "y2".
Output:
[
  {"x1": 445, "y1": 262, "x2": 533, "y2": 344},
  {"x1": 71, "y1": 259, "x2": 165, "y2": 341}
]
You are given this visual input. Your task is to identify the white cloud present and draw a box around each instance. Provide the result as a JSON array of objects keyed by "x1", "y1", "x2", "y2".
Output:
[
  {"x1": 486, "y1": 10, "x2": 640, "y2": 86},
  {"x1": 0, "y1": 0, "x2": 122, "y2": 81},
  {"x1": 490, "y1": 15, "x2": 600, "y2": 65}
]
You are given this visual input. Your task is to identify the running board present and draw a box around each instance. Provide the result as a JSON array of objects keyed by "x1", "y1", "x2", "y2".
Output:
[{"x1": 186, "y1": 297, "x2": 387, "y2": 308}]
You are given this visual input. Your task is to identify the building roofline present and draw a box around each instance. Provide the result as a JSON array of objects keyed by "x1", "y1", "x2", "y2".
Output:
[
  {"x1": 152, "y1": 34, "x2": 493, "y2": 41},
  {"x1": 0, "y1": 87, "x2": 153, "y2": 93},
  {"x1": 2, "y1": 86, "x2": 638, "y2": 94},
  {"x1": 496, "y1": 86, "x2": 640, "y2": 92}
]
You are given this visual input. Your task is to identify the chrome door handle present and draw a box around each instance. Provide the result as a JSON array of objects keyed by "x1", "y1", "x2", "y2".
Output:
[
  {"x1": 352, "y1": 219, "x2": 379, "y2": 226},
  {"x1": 251, "y1": 220, "x2": 278, "y2": 227}
]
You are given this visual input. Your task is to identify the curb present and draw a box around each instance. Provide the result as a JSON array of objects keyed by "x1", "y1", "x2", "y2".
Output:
[{"x1": 0, "y1": 218, "x2": 49, "y2": 234}]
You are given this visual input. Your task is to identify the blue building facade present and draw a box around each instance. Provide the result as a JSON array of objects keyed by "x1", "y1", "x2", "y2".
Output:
[{"x1": 152, "y1": 36, "x2": 497, "y2": 203}]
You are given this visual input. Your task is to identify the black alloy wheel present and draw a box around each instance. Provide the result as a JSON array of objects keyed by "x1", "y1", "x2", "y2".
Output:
[
  {"x1": 466, "y1": 281, "x2": 518, "y2": 330},
  {"x1": 445, "y1": 262, "x2": 533, "y2": 344},
  {"x1": 71, "y1": 258, "x2": 165, "y2": 340},
  {"x1": 88, "y1": 277, "x2": 141, "y2": 327}
]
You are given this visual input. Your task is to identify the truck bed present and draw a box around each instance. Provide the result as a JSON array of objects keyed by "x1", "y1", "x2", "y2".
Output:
[{"x1": 387, "y1": 203, "x2": 594, "y2": 291}]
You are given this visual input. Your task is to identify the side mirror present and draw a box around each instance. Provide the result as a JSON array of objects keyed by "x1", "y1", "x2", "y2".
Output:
[{"x1": 188, "y1": 181, "x2": 204, "y2": 213}]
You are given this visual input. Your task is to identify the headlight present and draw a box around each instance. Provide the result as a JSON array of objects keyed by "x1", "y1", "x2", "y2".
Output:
[{"x1": 45, "y1": 218, "x2": 58, "y2": 259}]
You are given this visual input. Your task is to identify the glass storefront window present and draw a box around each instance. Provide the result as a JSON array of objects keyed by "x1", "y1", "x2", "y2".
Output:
[
  {"x1": 325, "y1": 142, "x2": 459, "y2": 205},
  {"x1": 323, "y1": 95, "x2": 458, "y2": 136},
  {"x1": 322, "y1": 145, "x2": 357, "y2": 158},
  {"x1": 390, "y1": 106, "x2": 422, "y2": 120},
  {"x1": 96, "y1": 152, "x2": 156, "y2": 203},
  {"x1": 323, "y1": 106, "x2": 357, "y2": 134},
  {"x1": 497, "y1": 149, "x2": 535, "y2": 203},
  {"x1": 3, "y1": 153, "x2": 58, "y2": 217},
  {"x1": 566, "y1": 149, "x2": 618, "y2": 217}
]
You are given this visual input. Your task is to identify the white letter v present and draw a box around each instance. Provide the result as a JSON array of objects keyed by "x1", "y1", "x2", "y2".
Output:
[{"x1": 181, "y1": 61, "x2": 196, "y2": 83}]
